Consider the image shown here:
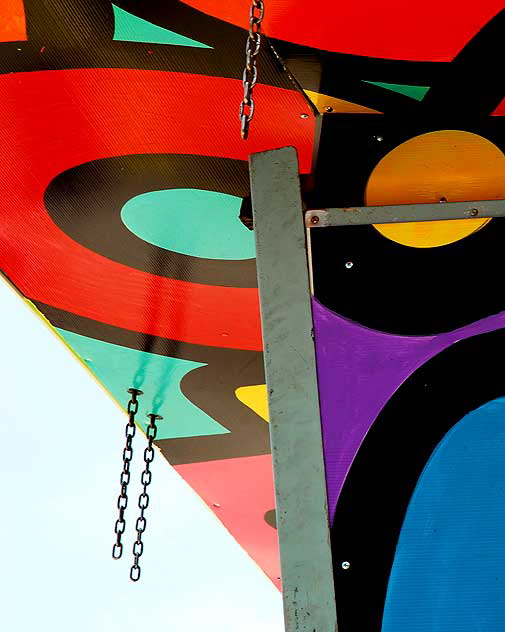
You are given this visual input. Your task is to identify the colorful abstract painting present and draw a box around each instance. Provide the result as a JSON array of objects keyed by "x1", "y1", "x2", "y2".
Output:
[
  {"x1": 2, "y1": 2, "x2": 505, "y2": 616},
  {"x1": 297, "y1": 5, "x2": 505, "y2": 630},
  {"x1": 0, "y1": 0, "x2": 316, "y2": 588}
]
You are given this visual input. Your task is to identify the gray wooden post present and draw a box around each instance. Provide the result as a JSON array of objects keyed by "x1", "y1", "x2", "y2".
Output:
[{"x1": 250, "y1": 146, "x2": 337, "y2": 632}]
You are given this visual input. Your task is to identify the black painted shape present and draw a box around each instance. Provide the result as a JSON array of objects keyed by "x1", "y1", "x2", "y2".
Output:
[
  {"x1": 23, "y1": 0, "x2": 115, "y2": 45},
  {"x1": 421, "y1": 9, "x2": 505, "y2": 119},
  {"x1": 0, "y1": 0, "x2": 291, "y2": 90},
  {"x1": 274, "y1": 9, "x2": 505, "y2": 119},
  {"x1": 175, "y1": 361, "x2": 270, "y2": 464},
  {"x1": 271, "y1": 38, "x2": 440, "y2": 113},
  {"x1": 311, "y1": 114, "x2": 389, "y2": 209},
  {"x1": 44, "y1": 154, "x2": 257, "y2": 288},
  {"x1": 331, "y1": 329, "x2": 505, "y2": 632},
  {"x1": 310, "y1": 113, "x2": 505, "y2": 335},
  {"x1": 264, "y1": 509, "x2": 277, "y2": 529},
  {"x1": 311, "y1": 216, "x2": 505, "y2": 335},
  {"x1": 239, "y1": 196, "x2": 254, "y2": 231}
]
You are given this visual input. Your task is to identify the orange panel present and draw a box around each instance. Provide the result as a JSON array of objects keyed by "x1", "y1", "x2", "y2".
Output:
[{"x1": 0, "y1": 0, "x2": 27, "y2": 42}]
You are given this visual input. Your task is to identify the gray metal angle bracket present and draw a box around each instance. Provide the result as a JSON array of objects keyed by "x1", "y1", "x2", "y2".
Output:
[
  {"x1": 305, "y1": 199, "x2": 505, "y2": 228},
  {"x1": 250, "y1": 146, "x2": 337, "y2": 632}
]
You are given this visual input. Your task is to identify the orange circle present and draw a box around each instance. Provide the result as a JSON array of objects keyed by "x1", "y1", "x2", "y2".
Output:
[{"x1": 366, "y1": 131, "x2": 505, "y2": 248}]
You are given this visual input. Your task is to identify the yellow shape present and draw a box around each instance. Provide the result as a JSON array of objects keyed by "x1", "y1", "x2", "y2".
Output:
[
  {"x1": 235, "y1": 384, "x2": 269, "y2": 422},
  {"x1": 366, "y1": 131, "x2": 505, "y2": 248},
  {"x1": 304, "y1": 90, "x2": 381, "y2": 115}
]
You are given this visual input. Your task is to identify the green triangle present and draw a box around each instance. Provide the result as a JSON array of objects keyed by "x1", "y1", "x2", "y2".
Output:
[
  {"x1": 363, "y1": 81, "x2": 430, "y2": 101},
  {"x1": 112, "y1": 4, "x2": 212, "y2": 48}
]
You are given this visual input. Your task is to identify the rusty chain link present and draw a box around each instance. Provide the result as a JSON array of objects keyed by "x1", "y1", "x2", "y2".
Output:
[
  {"x1": 240, "y1": 0, "x2": 264, "y2": 140},
  {"x1": 130, "y1": 412, "x2": 162, "y2": 581},
  {"x1": 112, "y1": 388, "x2": 143, "y2": 560}
]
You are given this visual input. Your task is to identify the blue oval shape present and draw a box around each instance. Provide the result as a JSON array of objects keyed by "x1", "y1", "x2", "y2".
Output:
[
  {"x1": 383, "y1": 397, "x2": 505, "y2": 631},
  {"x1": 121, "y1": 188, "x2": 255, "y2": 260}
]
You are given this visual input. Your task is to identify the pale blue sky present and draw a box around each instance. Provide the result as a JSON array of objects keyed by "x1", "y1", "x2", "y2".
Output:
[{"x1": 0, "y1": 277, "x2": 283, "y2": 632}]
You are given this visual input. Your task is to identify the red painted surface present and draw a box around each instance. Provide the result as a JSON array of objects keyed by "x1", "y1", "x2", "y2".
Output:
[
  {"x1": 493, "y1": 98, "x2": 505, "y2": 115},
  {"x1": 183, "y1": 0, "x2": 503, "y2": 62},
  {"x1": 0, "y1": 68, "x2": 314, "y2": 351},
  {"x1": 175, "y1": 454, "x2": 280, "y2": 587},
  {"x1": 0, "y1": 0, "x2": 27, "y2": 42}
]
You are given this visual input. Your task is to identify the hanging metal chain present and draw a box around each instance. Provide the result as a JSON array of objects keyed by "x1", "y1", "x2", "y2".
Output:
[
  {"x1": 113, "y1": 388, "x2": 143, "y2": 560},
  {"x1": 239, "y1": 0, "x2": 264, "y2": 140},
  {"x1": 130, "y1": 412, "x2": 162, "y2": 581}
]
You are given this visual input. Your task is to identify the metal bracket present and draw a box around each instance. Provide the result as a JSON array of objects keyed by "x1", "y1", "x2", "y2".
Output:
[
  {"x1": 305, "y1": 199, "x2": 505, "y2": 228},
  {"x1": 250, "y1": 147, "x2": 337, "y2": 632}
]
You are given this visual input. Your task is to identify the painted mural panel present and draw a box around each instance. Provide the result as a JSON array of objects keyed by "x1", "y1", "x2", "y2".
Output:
[
  {"x1": 0, "y1": 0, "x2": 316, "y2": 587},
  {"x1": 304, "y1": 6, "x2": 505, "y2": 627},
  {"x1": 2, "y1": 1, "x2": 505, "y2": 608}
]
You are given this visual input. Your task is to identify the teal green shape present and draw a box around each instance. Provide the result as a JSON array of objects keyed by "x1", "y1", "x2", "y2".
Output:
[
  {"x1": 121, "y1": 188, "x2": 255, "y2": 260},
  {"x1": 112, "y1": 4, "x2": 211, "y2": 48},
  {"x1": 363, "y1": 81, "x2": 430, "y2": 101},
  {"x1": 56, "y1": 329, "x2": 229, "y2": 439}
]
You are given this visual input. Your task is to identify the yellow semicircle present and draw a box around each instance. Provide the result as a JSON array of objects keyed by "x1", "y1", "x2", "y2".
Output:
[
  {"x1": 367, "y1": 130, "x2": 505, "y2": 248},
  {"x1": 235, "y1": 384, "x2": 269, "y2": 422},
  {"x1": 304, "y1": 90, "x2": 382, "y2": 115}
]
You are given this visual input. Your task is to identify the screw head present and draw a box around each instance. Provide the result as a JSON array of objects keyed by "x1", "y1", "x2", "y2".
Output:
[
  {"x1": 128, "y1": 388, "x2": 144, "y2": 396},
  {"x1": 310, "y1": 215, "x2": 320, "y2": 225},
  {"x1": 324, "y1": 106, "x2": 334, "y2": 113},
  {"x1": 469, "y1": 208, "x2": 479, "y2": 217},
  {"x1": 345, "y1": 261, "x2": 354, "y2": 269},
  {"x1": 300, "y1": 113, "x2": 310, "y2": 119},
  {"x1": 342, "y1": 561, "x2": 350, "y2": 570}
]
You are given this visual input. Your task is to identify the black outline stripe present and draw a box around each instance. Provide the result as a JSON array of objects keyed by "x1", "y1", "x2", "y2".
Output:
[
  {"x1": 44, "y1": 154, "x2": 256, "y2": 288},
  {"x1": 331, "y1": 329, "x2": 505, "y2": 631},
  {"x1": 35, "y1": 301, "x2": 270, "y2": 464}
]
